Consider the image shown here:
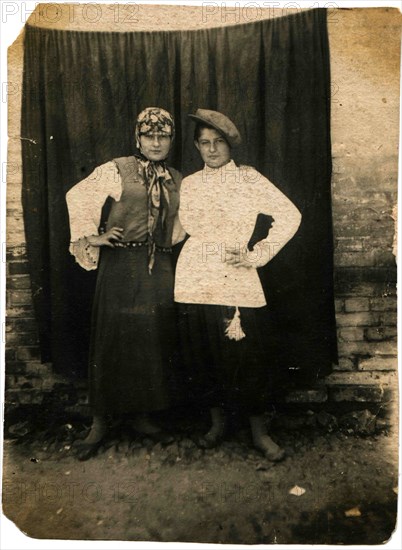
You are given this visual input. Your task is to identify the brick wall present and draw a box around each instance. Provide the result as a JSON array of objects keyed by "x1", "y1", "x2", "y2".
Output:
[{"x1": 4, "y1": 7, "x2": 399, "y2": 421}]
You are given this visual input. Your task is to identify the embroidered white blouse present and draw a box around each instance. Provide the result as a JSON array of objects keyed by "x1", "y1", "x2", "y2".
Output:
[
  {"x1": 174, "y1": 160, "x2": 302, "y2": 308},
  {"x1": 66, "y1": 160, "x2": 185, "y2": 271}
]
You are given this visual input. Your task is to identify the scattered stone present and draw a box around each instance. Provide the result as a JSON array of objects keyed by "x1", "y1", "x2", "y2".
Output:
[
  {"x1": 316, "y1": 411, "x2": 338, "y2": 431},
  {"x1": 118, "y1": 441, "x2": 130, "y2": 455},
  {"x1": 168, "y1": 442, "x2": 179, "y2": 454},
  {"x1": 180, "y1": 438, "x2": 196, "y2": 450},
  {"x1": 289, "y1": 485, "x2": 306, "y2": 496},
  {"x1": 339, "y1": 410, "x2": 377, "y2": 435},
  {"x1": 8, "y1": 421, "x2": 30, "y2": 437}
]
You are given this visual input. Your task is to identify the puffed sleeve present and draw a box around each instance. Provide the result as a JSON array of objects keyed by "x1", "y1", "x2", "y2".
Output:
[
  {"x1": 66, "y1": 161, "x2": 122, "y2": 271},
  {"x1": 247, "y1": 168, "x2": 302, "y2": 268}
]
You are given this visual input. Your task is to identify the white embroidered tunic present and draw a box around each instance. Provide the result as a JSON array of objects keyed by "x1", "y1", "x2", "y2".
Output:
[
  {"x1": 174, "y1": 160, "x2": 302, "y2": 308},
  {"x1": 66, "y1": 160, "x2": 185, "y2": 271}
]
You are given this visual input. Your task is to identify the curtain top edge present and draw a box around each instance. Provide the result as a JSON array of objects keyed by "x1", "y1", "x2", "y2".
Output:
[{"x1": 24, "y1": 7, "x2": 324, "y2": 36}]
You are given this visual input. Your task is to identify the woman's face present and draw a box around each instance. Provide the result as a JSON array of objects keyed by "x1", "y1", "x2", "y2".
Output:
[
  {"x1": 195, "y1": 128, "x2": 231, "y2": 169},
  {"x1": 139, "y1": 132, "x2": 172, "y2": 162}
]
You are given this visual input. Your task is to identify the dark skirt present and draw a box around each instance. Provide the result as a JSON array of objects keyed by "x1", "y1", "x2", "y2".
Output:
[
  {"x1": 89, "y1": 247, "x2": 176, "y2": 415},
  {"x1": 177, "y1": 303, "x2": 287, "y2": 415}
]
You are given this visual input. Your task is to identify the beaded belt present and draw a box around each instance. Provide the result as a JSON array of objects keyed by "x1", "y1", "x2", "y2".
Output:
[{"x1": 113, "y1": 240, "x2": 172, "y2": 253}]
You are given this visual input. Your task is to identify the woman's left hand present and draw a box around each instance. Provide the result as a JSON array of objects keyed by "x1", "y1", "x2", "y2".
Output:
[{"x1": 224, "y1": 247, "x2": 254, "y2": 269}]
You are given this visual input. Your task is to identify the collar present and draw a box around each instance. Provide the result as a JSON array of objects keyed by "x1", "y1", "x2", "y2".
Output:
[{"x1": 203, "y1": 159, "x2": 237, "y2": 176}]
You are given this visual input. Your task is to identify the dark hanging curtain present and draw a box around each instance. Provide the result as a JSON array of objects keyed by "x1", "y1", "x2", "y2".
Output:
[{"x1": 21, "y1": 8, "x2": 337, "y2": 384}]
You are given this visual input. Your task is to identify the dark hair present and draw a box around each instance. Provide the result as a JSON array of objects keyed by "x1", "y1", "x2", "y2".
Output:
[{"x1": 194, "y1": 122, "x2": 228, "y2": 145}]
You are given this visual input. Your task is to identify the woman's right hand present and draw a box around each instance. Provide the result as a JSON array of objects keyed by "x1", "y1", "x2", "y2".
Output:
[{"x1": 86, "y1": 227, "x2": 124, "y2": 248}]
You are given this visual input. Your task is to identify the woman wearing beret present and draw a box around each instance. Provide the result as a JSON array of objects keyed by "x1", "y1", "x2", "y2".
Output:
[
  {"x1": 175, "y1": 109, "x2": 301, "y2": 461},
  {"x1": 66, "y1": 107, "x2": 185, "y2": 460}
]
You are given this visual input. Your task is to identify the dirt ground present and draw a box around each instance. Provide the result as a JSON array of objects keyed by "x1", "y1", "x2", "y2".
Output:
[{"x1": 2, "y1": 404, "x2": 399, "y2": 546}]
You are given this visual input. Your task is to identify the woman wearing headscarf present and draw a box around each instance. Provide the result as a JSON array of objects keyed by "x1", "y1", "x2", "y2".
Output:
[
  {"x1": 66, "y1": 107, "x2": 185, "y2": 460},
  {"x1": 175, "y1": 109, "x2": 302, "y2": 461}
]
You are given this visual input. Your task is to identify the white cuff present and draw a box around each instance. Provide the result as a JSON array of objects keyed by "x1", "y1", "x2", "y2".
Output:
[{"x1": 69, "y1": 238, "x2": 99, "y2": 271}]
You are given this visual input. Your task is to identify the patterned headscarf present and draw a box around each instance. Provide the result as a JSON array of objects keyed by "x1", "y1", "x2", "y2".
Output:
[
  {"x1": 135, "y1": 107, "x2": 175, "y2": 150},
  {"x1": 135, "y1": 107, "x2": 175, "y2": 273}
]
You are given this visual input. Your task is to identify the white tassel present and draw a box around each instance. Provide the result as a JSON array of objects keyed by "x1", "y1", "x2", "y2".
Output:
[{"x1": 225, "y1": 306, "x2": 246, "y2": 341}]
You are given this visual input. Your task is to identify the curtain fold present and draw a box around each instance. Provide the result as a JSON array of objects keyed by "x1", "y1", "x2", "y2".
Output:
[{"x1": 21, "y1": 8, "x2": 337, "y2": 382}]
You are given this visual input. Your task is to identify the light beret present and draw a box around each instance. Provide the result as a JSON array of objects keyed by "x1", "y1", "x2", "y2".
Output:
[{"x1": 189, "y1": 109, "x2": 242, "y2": 147}]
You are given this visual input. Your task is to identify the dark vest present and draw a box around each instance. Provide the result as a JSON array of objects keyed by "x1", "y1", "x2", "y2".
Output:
[{"x1": 106, "y1": 155, "x2": 182, "y2": 247}]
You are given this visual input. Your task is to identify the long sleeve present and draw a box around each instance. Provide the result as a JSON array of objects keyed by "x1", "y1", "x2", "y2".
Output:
[
  {"x1": 249, "y1": 170, "x2": 302, "y2": 268},
  {"x1": 66, "y1": 161, "x2": 122, "y2": 270}
]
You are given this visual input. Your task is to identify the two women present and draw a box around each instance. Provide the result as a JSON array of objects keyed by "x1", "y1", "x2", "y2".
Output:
[
  {"x1": 67, "y1": 107, "x2": 301, "y2": 462},
  {"x1": 175, "y1": 109, "x2": 301, "y2": 461},
  {"x1": 67, "y1": 107, "x2": 185, "y2": 460}
]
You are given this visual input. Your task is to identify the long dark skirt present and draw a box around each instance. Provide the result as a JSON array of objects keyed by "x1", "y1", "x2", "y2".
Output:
[
  {"x1": 89, "y1": 247, "x2": 176, "y2": 415},
  {"x1": 177, "y1": 304, "x2": 286, "y2": 415}
]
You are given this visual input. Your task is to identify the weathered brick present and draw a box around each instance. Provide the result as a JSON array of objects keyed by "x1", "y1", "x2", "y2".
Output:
[
  {"x1": 285, "y1": 388, "x2": 328, "y2": 404},
  {"x1": 17, "y1": 389, "x2": 44, "y2": 405},
  {"x1": 335, "y1": 267, "x2": 396, "y2": 286},
  {"x1": 344, "y1": 298, "x2": 370, "y2": 312},
  {"x1": 325, "y1": 371, "x2": 397, "y2": 387},
  {"x1": 5, "y1": 375, "x2": 16, "y2": 389},
  {"x1": 370, "y1": 296, "x2": 397, "y2": 311},
  {"x1": 6, "y1": 275, "x2": 31, "y2": 290},
  {"x1": 4, "y1": 389, "x2": 20, "y2": 405},
  {"x1": 337, "y1": 340, "x2": 396, "y2": 358},
  {"x1": 329, "y1": 385, "x2": 384, "y2": 403},
  {"x1": 335, "y1": 237, "x2": 364, "y2": 252},
  {"x1": 14, "y1": 375, "x2": 43, "y2": 390},
  {"x1": 335, "y1": 281, "x2": 391, "y2": 297},
  {"x1": 24, "y1": 361, "x2": 52, "y2": 377},
  {"x1": 7, "y1": 318, "x2": 38, "y2": 333},
  {"x1": 16, "y1": 346, "x2": 41, "y2": 362},
  {"x1": 336, "y1": 312, "x2": 380, "y2": 327},
  {"x1": 7, "y1": 226, "x2": 28, "y2": 248},
  {"x1": 8, "y1": 290, "x2": 33, "y2": 307},
  {"x1": 6, "y1": 305, "x2": 35, "y2": 318},
  {"x1": 6, "y1": 196, "x2": 23, "y2": 212},
  {"x1": 5, "y1": 348, "x2": 16, "y2": 362},
  {"x1": 333, "y1": 170, "x2": 397, "y2": 193},
  {"x1": 6, "y1": 245, "x2": 27, "y2": 261},
  {"x1": 332, "y1": 358, "x2": 355, "y2": 371},
  {"x1": 6, "y1": 332, "x2": 39, "y2": 346},
  {"x1": 358, "y1": 356, "x2": 398, "y2": 371},
  {"x1": 365, "y1": 327, "x2": 397, "y2": 342},
  {"x1": 332, "y1": 206, "x2": 391, "y2": 224},
  {"x1": 334, "y1": 220, "x2": 393, "y2": 239},
  {"x1": 5, "y1": 362, "x2": 27, "y2": 375},
  {"x1": 338, "y1": 327, "x2": 365, "y2": 342},
  {"x1": 335, "y1": 251, "x2": 395, "y2": 268},
  {"x1": 380, "y1": 311, "x2": 397, "y2": 325},
  {"x1": 8, "y1": 262, "x2": 30, "y2": 276},
  {"x1": 335, "y1": 299, "x2": 344, "y2": 313}
]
